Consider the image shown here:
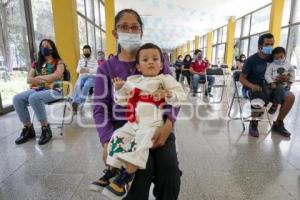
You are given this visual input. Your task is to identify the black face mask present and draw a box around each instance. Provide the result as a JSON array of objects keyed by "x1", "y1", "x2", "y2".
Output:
[
  {"x1": 84, "y1": 53, "x2": 91, "y2": 58},
  {"x1": 41, "y1": 48, "x2": 53, "y2": 57}
]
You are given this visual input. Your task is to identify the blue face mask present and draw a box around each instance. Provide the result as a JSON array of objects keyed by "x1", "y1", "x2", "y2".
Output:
[
  {"x1": 274, "y1": 59, "x2": 285, "y2": 66},
  {"x1": 41, "y1": 48, "x2": 53, "y2": 57},
  {"x1": 262, "y1": 45, "x2": 273, "y2": 55}
]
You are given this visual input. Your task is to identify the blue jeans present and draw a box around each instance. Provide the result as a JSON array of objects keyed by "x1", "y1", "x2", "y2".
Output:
[
  {"x1": 72, "y1": 76, "x2": 95, "y2": 104},
  {"x1": 13, "y1": 89, "x2": 63, "y2": 124},
  {"x1": 192, "y1": 74, "x2": 215, "y2": 93}
]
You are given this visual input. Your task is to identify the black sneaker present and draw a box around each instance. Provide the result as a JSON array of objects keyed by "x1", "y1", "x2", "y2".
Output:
[
  {"x1": 271, "y1": 121, "x2": 291, "y2": 137},
  {"x1": 249, "y1": 120, "x2": 259, "y2": 137},
  {"x1": 102, "y1": 168, "x2": 135, "y2": 199},
  {"x1": 89, "y1": 168, "x2": 118, "y2": 192},
  {"x1": 268, "y1": 104, "x2": 278, "y2": 115},
  {"x1": 15, "y1": 125, "x2": 36, "y2": 145},
  {"x1": 38, "y1": 125, "x2": 52, "y2": 145},
  {"x1": 192, "y1": 93, "x2": 196, "y2": 97},
  {"x1": 72, "y1": 102, "x2": 78, "y2": 114}
]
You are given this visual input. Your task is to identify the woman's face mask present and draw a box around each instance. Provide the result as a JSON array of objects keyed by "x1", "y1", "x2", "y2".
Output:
[
  {"x1": 41, "y1": 48, "x2": 53, "y2": 57},
  {"x1": 117, "y1": 32, "x2": 142, "y2": 52}
]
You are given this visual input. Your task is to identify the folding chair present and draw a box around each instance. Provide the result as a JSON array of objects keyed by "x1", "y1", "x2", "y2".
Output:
[
  {"x1": 32, "y1": 69, "x2": 74, "y2": 135},
  {"x1": 227, "y1": 70, "x2": 272, "y2": 131},
  {"x1": 205, "y1": 67, "x2": 227, "y2": 103}
]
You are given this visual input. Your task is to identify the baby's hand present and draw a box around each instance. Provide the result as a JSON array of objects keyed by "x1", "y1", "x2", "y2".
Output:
[{"x1": 112, "y1": 77, "x2": 125, "y2": 90}]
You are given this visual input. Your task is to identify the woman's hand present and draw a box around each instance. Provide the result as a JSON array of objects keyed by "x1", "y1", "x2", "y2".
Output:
[
  {"x1": 152, "y1": 119, "x2": 173, "y2": 148},
  {"x1": 112, "y1": 77, "x2": 125, "y2": 90},
  {"x1": 102, "y1": 142, "x2": 109, "y2": 165}
]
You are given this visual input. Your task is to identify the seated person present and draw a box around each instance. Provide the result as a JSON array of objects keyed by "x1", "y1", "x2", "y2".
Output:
[
  {"x1": 72, "y1": 45, "x2": 98, "y2": 113},
  {"x1": 190, "y1": 49, "x2": 215, "y2": 97},
  {"x1": 239, "y1": 33, "x2": 295, "y2": 138},
  {"x1": 181, "y1": 54, "x2": 192, "y2": 85},
  {"x1": 97, "y1": 50, "x2": 106, "y2": 66},
  {"x1": 100, "y1": 43, "x2": 186, "y2": 199},
  {"x1": 265, "y1": 47, "x2": 295, "y2": 114},
  {"x1": 13, "y1": 39, "x2": 65, "y2": 145},
  {"x1": 236, "y1": 54, "x2": 246, "y2": 70},
  {"x1": 174, "y1": 55, "x2": 183, "y2": 82}
]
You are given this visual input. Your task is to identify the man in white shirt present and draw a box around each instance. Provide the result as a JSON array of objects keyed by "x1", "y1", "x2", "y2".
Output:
[{"x1": 72, "y1": 45, "x2": 98, "y2": 113}]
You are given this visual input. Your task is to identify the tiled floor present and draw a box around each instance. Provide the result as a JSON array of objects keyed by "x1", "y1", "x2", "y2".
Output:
[{"x1": 0, "y1": 83, "x2": 300, "y2": 200}]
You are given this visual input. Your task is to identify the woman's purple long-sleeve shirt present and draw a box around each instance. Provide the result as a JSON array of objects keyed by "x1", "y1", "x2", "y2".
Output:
[{"x1": 93, "y1": 56, "x2": 179, "y2": 145}]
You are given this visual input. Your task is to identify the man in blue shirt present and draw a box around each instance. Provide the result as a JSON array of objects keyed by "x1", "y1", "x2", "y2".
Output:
[{"x1": 239, "y1": 33, "x2": 295, "y2": 138}]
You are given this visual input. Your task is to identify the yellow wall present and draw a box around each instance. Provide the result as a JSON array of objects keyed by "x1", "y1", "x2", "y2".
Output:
[
  {"x1": 187, "y1": 41, "x2": 191, "y2": 55},
  {"x1": 105, "y1": 0, "x2": 116, "y2": 55},
  {"x1": 206, "y1": 32, "x2": 213, "y2": 62},
  {"x1": 269, "y1": 0, "x2": 284, "y2": 47},
  {"x1": 225, "y1": 17, "x2": 236, "y2": 68},
  {"x1": 51, "y1": 0, "x2": 80, "y2": 86},
  {"x1": 195, "y1": 36, "x2": 200, "y2": 50}
]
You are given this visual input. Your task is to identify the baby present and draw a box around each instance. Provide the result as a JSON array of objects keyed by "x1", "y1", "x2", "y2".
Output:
[
  {"x1": 101, "y1": 43, "x2": 186, "y2": 199},
  {"x1": 265, "y1": 46, "x2": 295, "y2": 114}
]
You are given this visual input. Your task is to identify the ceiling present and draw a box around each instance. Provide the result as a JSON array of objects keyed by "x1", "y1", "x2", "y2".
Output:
[{"x1": 115, "y1": 0, "x2": 271, "y2": 51}]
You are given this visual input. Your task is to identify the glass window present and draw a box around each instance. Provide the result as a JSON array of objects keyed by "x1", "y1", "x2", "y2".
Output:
[
  {"x1": 250, "y1": 6, "x2": 271, "y2": 35},
  {"x1": 217, "y1": 29, "x2": 222, "y2": 43},
  {"x1": 249, "y1": 35, "x2": 259, "y2": 56},
  {"x1": 213, "y1": 31, "x2": 218, "y2": 44},
  {"x1": 202, "y1": 47, "x2": 207, "y2": 59},
  {"x1": 96, "y1": 28, "x2": 102, "y2": 52},
  {"x1": 279, "y1": 28, "x2": 289, "y2": 48},
  {"x1": 88, "y1": 22, "x2": 96, "y2": 52},
  {"x1": 235, "y1": 19, "x2": 242, "y2": 38},
  {"x1": 203, "y1": 35, "x2": 207, "y2": 47},
  {"x1": 100, "y1": 2, "x2": 106, "y2": 30},
  {"x1": 242, "y1": 15, "x2": 250, "y2": 37},
  {"x1": 282, "y1": 0, "x2": 291, "y2": 26},
  {"x1": 31, "y1": 0, "x2": 55, "y2": 49},
  {"x1": 293, "y1": 0, "x2": 300, "y2": 23},
  {"x1": 86, "y1": 0, "x2": 94, "y2": 21},
  {"x1": 76, "y1": 0, "x2": 85, "y2": 14},
  {"x1": 78, "y1": 15, "x2": 87, "y2": 49},
  {"x1": 240, "y1": 39, "x2": 249, "y2": 57},
  {"x1": 101, "y1": 31, "x2": 106, "y2": 52},
  {"x1": 212, "y1": 46, "x2": 217, "y2": 64},
  {"x1": 288, "y1": 25, "x2": 300, "y2": 78},
  {"x1": 217, "y1": 44, "x2": 225, "y2": 64},
  {"x1": 222, "y1": 26, "x2": 227, "y2": 43},
  {"x1": 0, "y1": 0, "x2": 30, "y2": 107},
  {"x1": 94, "y1": 0, "x2": 100, "y2": 26}
]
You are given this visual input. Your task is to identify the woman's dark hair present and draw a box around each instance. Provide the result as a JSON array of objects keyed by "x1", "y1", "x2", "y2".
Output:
[
  {"x1": 183, "y1": 54, "x2": 192, "y2": 62},
  {"x1": 258, "y1": 33, "x2": 274, "y2": 46},
  {"x1": 177, "y1": 55, "x2": 182, "y2": 60},
  {"x1": 272, "y1": 46, "x2": 286, "y2": 56},
  {"x1": 115, "y1": 9, "x2": 143, "y2": 31},
  {"x1": 37, "y1": 39, "x2": 61, "y2": 68},
  {"x1": 239, "y1": 54, "x2": 246, "y2": 60},
  {"x1": 136, "y1": 43, "x2": 163, "y2": 64}
]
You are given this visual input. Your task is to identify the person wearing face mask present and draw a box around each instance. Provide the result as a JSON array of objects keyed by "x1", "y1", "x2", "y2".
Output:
[
  {"x1": 181, "y1": 54, "x2": 192, "y2": 85},
  {"x1": 265, "y1": 47, "x2": 295, "y2": 115},
  {"x1": 13, "y1": 39, "x2": 65, "y2": 145},
  {"x1": 91, "y1": 9, "x2": 181, "y2": 200},
  {"x1": 97, "y1": 50, "x2": 106, "y2": 66},
  {"x1": 72, "y1": 45, "x2": 98, "y2": 113},
  {"x1": 174, "y1": 55, "x2": 183, "y2": 82},
  {"x1": 190, "y1": 49, "x2": 215, "y2": 97},
  {"x1": 236, "y1": 54, "x2": 246, "y2": 70},
  {"x1": 239, "y1": 33, "x2": 295, "y2": 138}
]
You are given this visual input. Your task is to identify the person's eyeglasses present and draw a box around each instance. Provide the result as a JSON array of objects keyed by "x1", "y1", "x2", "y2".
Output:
[{"x1": 116, "y1": 24, "x2": 141, "y2": 33}]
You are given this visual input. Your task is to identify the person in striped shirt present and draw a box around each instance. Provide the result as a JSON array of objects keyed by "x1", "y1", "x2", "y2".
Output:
[{"x1": 72, "y1": 45, "x2": 98, "y2": 113}]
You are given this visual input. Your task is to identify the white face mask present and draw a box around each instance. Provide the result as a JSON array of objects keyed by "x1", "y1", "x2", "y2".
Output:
[{"x1": 117, "y1": 32, "x2": 142, "y2": 52}]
